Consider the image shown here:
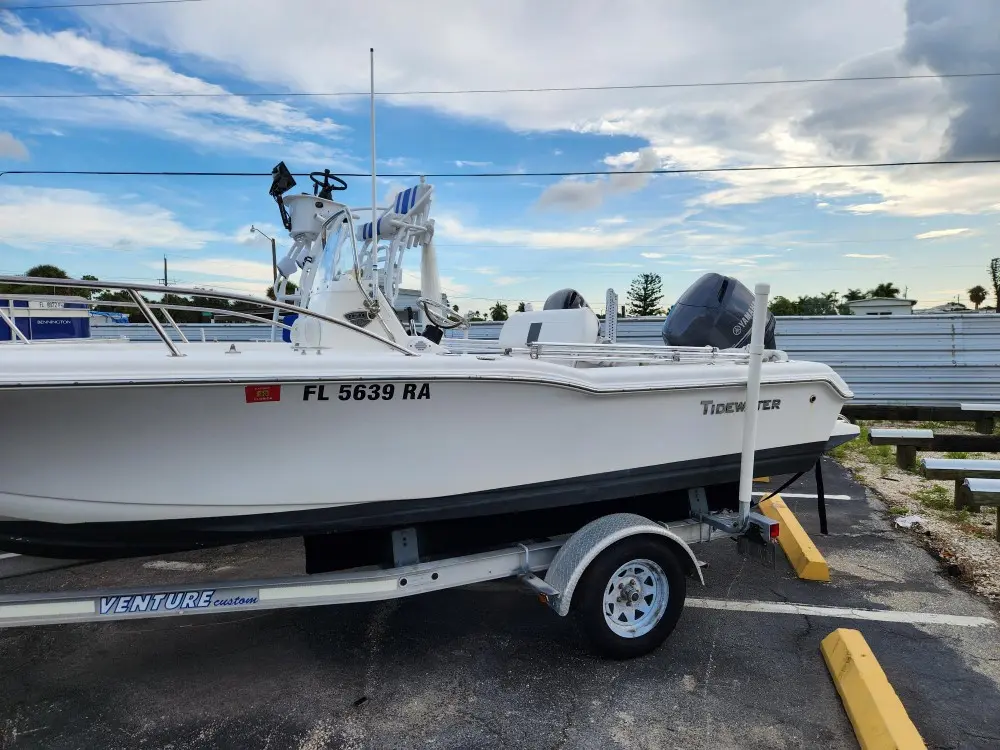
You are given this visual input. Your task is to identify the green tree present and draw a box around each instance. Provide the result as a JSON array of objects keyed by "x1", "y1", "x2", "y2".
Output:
[
  {"x1": 265, "y1": 280, "x2": 298, "y2": 301},
  {"x1": 467, "y1": 309, "x2": 485, "y2": 322},
  {"x1": 842, "y1": 288, "x2": 866, "y2": 302},
  {"x1": 769, "y1": 292, "x2": 842, "y2": 316},
  {"x1": 990, "y1": 258, "x2": 1000, "y2": 313},
  {"x1": 867, "y1": 282, "x2": 901, "y2": 299},
  {"x1": 93, "y1": 290, "x2": 149, "y2": 323},
  {"x1": 489, "y1": 301, "x2": 508, "y2": 321},
  {"x1": 626, "y1": 272, "x2": 664, "y2": 316},
  {"x1": 159, "y1": 293, "x2": 204, "y2": 323},
  {"x1": 516, "y1": 301, "x2": 526, "y2": 313},
  {"x1": 968, "y1": 284, "x2": 988, "y2": 310},
  {"x1": 768, "y1": 296, "x2": 800, "y2": 316},
  {"x1": 73, "y1": 274, "x2": 101, "y2": 300},
  {"x1": 796, "y1": 291, "x2": 840, "y2": 316}
]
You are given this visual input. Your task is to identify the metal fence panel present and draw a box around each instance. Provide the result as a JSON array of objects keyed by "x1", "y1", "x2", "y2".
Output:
[{"x1": 91, "y1": 314, "x2": 1000, "y2": 406}]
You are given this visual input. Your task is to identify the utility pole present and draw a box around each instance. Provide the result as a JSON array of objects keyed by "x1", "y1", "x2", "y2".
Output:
[{"x1": 163, "y1": 255, "x2": 168, "y2": 287}]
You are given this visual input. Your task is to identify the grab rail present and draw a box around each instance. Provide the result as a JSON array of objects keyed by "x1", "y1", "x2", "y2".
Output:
[{"x1": 0, "y1": 276, "x2": 414, "y2": 356}]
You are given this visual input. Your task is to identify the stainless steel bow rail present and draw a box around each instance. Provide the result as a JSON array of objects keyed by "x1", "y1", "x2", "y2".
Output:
[{"x1": 0, "y1": 275, "x2": 415, "y2": 356}]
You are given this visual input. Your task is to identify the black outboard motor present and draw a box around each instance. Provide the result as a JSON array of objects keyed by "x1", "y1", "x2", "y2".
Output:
[
  {"x1": 661, "y1": 272, "x2": 776, "y2": 350},
  {"x1": 543, "y1": 288, "x2": 589, "y2": 310}
]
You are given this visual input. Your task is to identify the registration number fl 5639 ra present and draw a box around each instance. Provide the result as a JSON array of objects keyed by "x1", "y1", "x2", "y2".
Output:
[{"x1": 302, "y1": 383, "x2": 430, "y2": 402}]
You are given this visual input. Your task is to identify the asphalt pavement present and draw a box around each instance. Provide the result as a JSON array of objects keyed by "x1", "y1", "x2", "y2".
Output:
[{"x1": 1, "y1": 457, "x2": 998, "y2": 750}]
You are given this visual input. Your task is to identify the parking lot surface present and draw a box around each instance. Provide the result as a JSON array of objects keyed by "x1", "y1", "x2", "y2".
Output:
[{"x1": 1, "y1": 458, "x2": 999, "y2": 750}]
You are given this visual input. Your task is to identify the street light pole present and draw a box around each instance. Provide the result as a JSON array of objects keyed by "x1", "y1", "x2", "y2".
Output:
[{"x1": 250, "y1": 225, "x2": 278, "y2": 283}]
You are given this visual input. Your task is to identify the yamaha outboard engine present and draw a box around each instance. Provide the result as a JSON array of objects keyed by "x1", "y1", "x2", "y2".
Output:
[
  {"x1": 543, "y1": 288, "x2": 589, "y2": 310},
  {"x1": 661, "y1": 272, "x2": 776, "y2": 350}
]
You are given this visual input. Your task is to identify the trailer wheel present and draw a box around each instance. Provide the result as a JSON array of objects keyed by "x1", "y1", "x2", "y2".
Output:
[{"x1": 574, "y1": 536, "x2": 687, "y2": 660}]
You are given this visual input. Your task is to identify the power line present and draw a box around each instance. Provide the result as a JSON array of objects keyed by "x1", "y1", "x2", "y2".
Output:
[
  {"x1": 4, "y1": 0, "x2": 208, "y2": 10},
  {"x1": 3, "y1": 159, "x2": 1000, "y2": 180},
  {"x1": 4, "y1": 71, "x2": 999, "y2": 100}
]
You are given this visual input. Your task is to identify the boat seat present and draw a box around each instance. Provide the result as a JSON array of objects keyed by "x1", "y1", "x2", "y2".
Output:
[
  {"x1": 498, "y1": 308, "x2": 600, "y2": 349},
  {"x1": 357, "y1": 184, "x2": 431, "y2": 242}
]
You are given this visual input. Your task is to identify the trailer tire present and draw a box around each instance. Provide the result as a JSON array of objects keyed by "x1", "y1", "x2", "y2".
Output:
[{"x1": 574, "y1": 536, "x2": 687, "y2": 660}]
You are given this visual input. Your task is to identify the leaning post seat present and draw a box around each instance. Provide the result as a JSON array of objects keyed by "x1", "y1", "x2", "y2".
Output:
[{"x1": 355, "y1": 184, "x2": 433, "y2": 245}]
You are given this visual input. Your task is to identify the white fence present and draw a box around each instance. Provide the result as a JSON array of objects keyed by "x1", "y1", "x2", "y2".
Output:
[{"x1": 89, "y1": 314, "x2": 1000, "y2": 407}]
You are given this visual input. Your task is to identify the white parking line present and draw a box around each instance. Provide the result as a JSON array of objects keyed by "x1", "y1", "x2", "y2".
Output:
[
  {"x1": 687, "y1": 598, "x2": 996, "y2": 627},
  {"x1": 752, "y1": 491, "x2": 853, "y2": 500}
]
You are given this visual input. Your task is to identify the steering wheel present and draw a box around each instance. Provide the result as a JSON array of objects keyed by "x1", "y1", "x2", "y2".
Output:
[
  {"x1": 309, "y1": 170, "x2": 349, "y2": 200},
  {"x1": 419, "y1": 297, "x2": 467, "y2": 330}
]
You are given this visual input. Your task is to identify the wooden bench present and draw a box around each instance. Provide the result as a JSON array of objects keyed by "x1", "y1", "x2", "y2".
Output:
[
  {"x1": 961, "y1": 403, "x2": 1000, "y2": 435},
  {"x1": 845, "y1": 403, "x2": 1000, "y2": 434},
  {"x1": 964, "y1": 479, "x2": 1000, "y2": 541},
  {"x1": 921, "y1": 458, "x2": 1000, "y2": 510},
  {"x1": 868, "y1": 428, "x2": 934, "y2": 469},
  {"x1": 868, "y1": 429, "x2": 1000, "y2": 470}
]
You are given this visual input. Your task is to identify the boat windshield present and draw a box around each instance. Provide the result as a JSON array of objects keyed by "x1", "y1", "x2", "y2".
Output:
[{"x1": 311, "y1": 212, "x2": 358, "y2": 291}]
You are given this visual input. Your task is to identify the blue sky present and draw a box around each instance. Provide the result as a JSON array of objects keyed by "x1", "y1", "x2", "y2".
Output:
[{"x1": 1, "y1": 0, "x2": 998, "y2": 312}]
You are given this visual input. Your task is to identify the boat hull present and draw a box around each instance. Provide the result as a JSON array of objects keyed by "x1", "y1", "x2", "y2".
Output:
[{"x1": 0, "y1": 371, "x2": 844, "y2": 558}]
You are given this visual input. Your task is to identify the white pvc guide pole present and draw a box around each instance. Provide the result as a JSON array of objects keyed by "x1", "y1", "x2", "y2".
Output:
[{"x1": 737, "y1": 282, "x2": 770, "y2": 527}]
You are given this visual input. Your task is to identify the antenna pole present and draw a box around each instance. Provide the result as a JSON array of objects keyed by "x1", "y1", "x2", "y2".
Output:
[
  {"x1": 163, "y1": 255, "x2": 168, "y2": 287},
  {"x1": 369, "y1": 47, "x2": 378, "y2": 302}
]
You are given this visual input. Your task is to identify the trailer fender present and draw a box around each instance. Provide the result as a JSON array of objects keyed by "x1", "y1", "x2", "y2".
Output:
[{"x1": 543, "y1": 513, "x2": 704, "y2": 617}]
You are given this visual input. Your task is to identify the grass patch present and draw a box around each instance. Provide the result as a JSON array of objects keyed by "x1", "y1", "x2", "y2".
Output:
[
  {"x1": 829, "y1": 424, "x2": 898, "y2": 467},
  {"x1": 911, "y1": 484, "x2": 951, "y2": 511},
  {"x1": 888, "y1": 506, "x2": 909, "y2": 516},
  {"x1": 916, "y1": 420, "x2": 952, "y2": 430},
  {"x1": 944, "y1": 451, "x2": 969, "y2": 460}
]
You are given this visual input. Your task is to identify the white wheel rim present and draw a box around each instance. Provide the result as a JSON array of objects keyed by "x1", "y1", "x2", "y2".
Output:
[{"x1": 601, "y1": 558, "x2": 669, "y2": 639}]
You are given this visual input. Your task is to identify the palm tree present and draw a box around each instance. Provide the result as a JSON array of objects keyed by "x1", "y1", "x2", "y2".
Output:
[
  {"x1": 489, "y1": 301, "x2": 508, "y2": 321},
  {"x1": 842, "y1": 289, "x2": 866, "y2": 301},
  {"x1": 867, "y1": 282, "x2": 900, "y2": 299},
  {"x1": 968, "y1": 285, "x2": 988, "y2": 310}
]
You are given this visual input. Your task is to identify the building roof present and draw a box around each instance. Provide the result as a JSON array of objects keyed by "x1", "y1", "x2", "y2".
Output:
[{"x1": 845, "y1": 297, "x2": 917, "y2": 307}]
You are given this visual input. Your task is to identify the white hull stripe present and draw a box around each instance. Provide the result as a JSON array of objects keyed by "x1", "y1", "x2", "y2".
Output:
[{"x1": 687, "y1": 598, "x2": 995, "y2": 627}]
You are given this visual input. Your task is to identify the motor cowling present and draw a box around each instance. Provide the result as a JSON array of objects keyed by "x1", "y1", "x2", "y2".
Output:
[
  {"x1": 543, "y1": 288, "x2": 589, "y2": 310},
  {"x1": 661, "y1": 272, "x2": 776, "y2": 350}
]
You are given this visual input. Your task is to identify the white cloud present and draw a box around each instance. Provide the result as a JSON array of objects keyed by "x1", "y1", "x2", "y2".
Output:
[
  {"x1": 494, "y1": 275, "x2": 529, "y2": 286},
  {"x1": 536, "y1": 148, "x2": 660, "y2": 211},
  {"x1": 0, "y1": 186, "x2": 218, "y2": 250},
  {"x1": 471, "y1": 266, "x2": 498, "y2": 275},
  {"x1": 379, "y1": 157, "x2": 411, "y2": 168},
  {"x1": 454, "y1": 160, "x2": 492, "y2": 168},
  {"x1": 596, "y1": 216, "x2": 629, "y2": 225},
  {"x1": 816, "y1": 202, "x2": 830, "y2": 208},
  {"x1": 0, "y1": 19, "x2": 347, "y2": 160},
  {"x1": 434, "y1": 214, "x2": 665, "y2": 250},
  {"x1": 0, "y1": 131, "x2": 28, "y2": 160},
  {"x1": 163, "y1": 257, "x2": 275, "y2": 282},
  {"x1": 915, "y1": 227, "x2": 971, "y2": 240},
  {"x1": 11, "y1": 2, "x2": 998, "y2": 219},
  {"x1": 400, "y1": 268, "x2": 468, "y2": 296},
  {"x1": 843, "y1": 253, "x2": 892, "y2": 259},
  {"x1": 640, "y1": 252, "x2": 665, "y2": 259}
]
